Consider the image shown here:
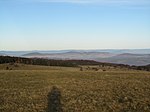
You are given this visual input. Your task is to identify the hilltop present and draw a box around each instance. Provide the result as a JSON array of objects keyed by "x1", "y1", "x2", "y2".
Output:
[{"x1": 1, "y1": 49, "x2": 150, "y2": 66}]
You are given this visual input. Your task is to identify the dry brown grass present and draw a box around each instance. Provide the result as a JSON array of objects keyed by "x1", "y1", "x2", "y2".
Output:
[{"x1": 0, "y1": 64, "x2": 150, "y2": 112}]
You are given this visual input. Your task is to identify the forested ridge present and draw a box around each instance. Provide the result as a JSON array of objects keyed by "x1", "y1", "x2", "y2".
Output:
[{"x1": 0, "y1": 56, "x2": 150, "y2": 71}]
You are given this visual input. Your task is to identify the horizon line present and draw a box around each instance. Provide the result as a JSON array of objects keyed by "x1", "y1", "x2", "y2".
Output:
[{"x1": 1, "y1": 48, "x2": 150, "y2": 52}]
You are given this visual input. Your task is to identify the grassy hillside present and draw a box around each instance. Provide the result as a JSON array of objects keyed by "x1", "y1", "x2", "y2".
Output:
[
  {"x1": 1, "y1": 56, "x2": 150, "y2": 72},
  {"x1": 0, "y1": 63, "x2": 79, "y2": 71},
  {"x1": 0, "y1": 64, "x2": 150, "y2": 112}
]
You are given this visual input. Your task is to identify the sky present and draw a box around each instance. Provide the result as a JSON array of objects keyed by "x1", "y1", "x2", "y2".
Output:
[{"x1": 0, "y1": 0, "x2": 150, "y2": 51}]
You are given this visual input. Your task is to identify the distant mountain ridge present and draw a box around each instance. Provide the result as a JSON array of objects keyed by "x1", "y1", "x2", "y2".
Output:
[
  {"x1": 21, "y1": 52, "x2": 150, "y2": 66},
  {"x1": 22, "y1": 51, "x2": 115, "y2": 59},
  {"x1": 1, "y1": 49, "x2": 150, "y2": 66},
  {"x1": 95, "y1": 53, "x2": 150, "y2": 66},
  {"x1": 1, "y1": 49, "x2": 150, "y2": 56},
  {"x1": 22, "y1": 52, "x2": 43, "y2": 56}
]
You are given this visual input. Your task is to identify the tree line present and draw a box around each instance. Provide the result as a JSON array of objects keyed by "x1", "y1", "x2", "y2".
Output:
[
  {"x1": 0, "y1": 56, "x2": 103, "y2": 67},
  {"x1": 0, "y1": 56, "x2": 149, "y2": 71}
]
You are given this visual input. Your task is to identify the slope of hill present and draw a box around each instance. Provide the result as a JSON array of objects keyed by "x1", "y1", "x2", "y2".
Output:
[
  {"x1": 0, "y1": 53, "x2": 6, "y2": 56},
  {"x1": 0, "y1": 64, "x2": 150, "y2": 112},
  {"x1": 22, "y1": 52, "x2": 150, "y2": 66},
  {"x1": 22, "y1": 52, "x2": 44, "y2": 57},
  {"x1": 22, "y1": 51, "x2": 115, "y2": 59},
  {"x1": 1, "y1": 49, "x2": 150, "y2": 66},
  {"x1": 96, "y1": 53, "x2": 150, "y2": 66},
  {"x1": 1, "y1": 55, "x2": 150, "y2": 71}
]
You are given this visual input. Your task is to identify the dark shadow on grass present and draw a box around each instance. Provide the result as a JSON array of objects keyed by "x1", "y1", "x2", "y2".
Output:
[{"x1": 47, "y1": 86, "x2": 63, "y2": 112}]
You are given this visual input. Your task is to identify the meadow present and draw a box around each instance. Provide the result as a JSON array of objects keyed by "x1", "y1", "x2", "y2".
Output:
[{"x1": 0, "y1": 64, "x2": 150, "y2": 112}]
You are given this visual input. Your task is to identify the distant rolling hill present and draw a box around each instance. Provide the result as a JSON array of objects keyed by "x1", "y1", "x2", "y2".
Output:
[
  {"x1": 22, "y1": 52, "x2": 150, "y2": 66},
  {"x1": 1, "y1": 49, "x2": 150, "y2": 66},
  {"x1": 22, "y1": 52, "x2": 44, "y2": 57},
  {"x1": 22, "y1": 51, "x2": 115, "y2": 59},
  {"x1": 95, "y1": 53, "x2": 150, "y2": 66},
  {"x1": 0, "y1": 53, "x2": 6, "y2": 56},
  {"x1": 1, "y1": 49, "x2": 150, "y2": 56}
]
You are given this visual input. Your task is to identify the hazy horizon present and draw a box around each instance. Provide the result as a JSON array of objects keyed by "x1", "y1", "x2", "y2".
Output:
[
  {"x1": 0, "y1": 0, "x2": 150, "y2": 50},
  {"x1": 1, "y1": 48, "x2": 150, "y2": 52}
]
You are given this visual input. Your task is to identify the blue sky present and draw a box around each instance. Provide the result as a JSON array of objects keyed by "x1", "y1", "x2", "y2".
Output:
[{"x1": 0, "y1": 0, "x2": 150, "y2": 50}]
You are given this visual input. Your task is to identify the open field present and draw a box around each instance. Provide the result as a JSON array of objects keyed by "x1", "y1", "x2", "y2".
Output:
[{"x1": 0, "y1": 64, "x2": 150, "y2": 112}]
